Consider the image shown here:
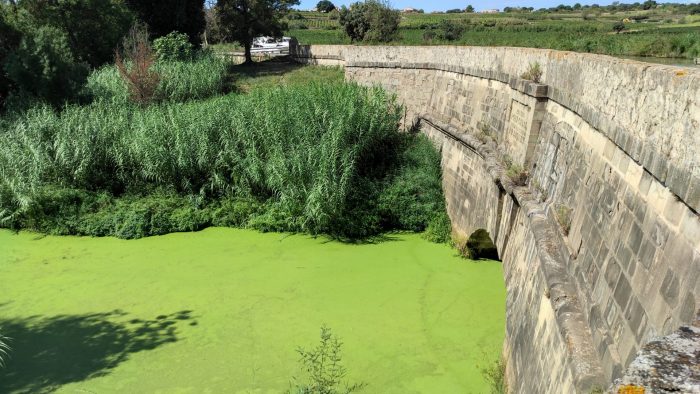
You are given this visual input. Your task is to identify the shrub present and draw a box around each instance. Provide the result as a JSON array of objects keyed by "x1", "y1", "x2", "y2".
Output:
[
  {"x1": 339, "y1": 0, "x2": 400, "y2": 42},
  {"x1": 4, "y1": 25, "x2": 88, "y2": 107},
  {"x1": 613, "y1": 21, "x2": 626, "y2": 33},
  {"x1": 16, "y1": 0, "x2": 134, "y2": 67},
  {"x1": 287, "y1": 326, "x2": 365, "y2": 394},
  {"x1": 423, "y1": 210, "x2": 451, "y2": 243},
  {"x1": 520, "y1": 62, "x2": 542, "y2": 83},
  {"x1": 437, "y1": 20, "x2": 465, "y2": 41},
  {"x1": 115, "y1": 25, "x2": 160, "y2": 105},
  {"x1": 0, "y1": 10, "x2": 22, "y2": 109},
  {"x1": 422, "y1": 30, "x2": 436, "y2": 42},
  {"x1": 153, "y1": 31, "x2": 194, "y2": 61},
  {"x1": 379, "y1": 134, "x2": 445, "y2": 232}
]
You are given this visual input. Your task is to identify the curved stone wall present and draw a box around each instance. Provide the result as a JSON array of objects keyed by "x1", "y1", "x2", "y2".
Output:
[{"x1": 291, "y1": 45, "x2": 700, "y2": 392}]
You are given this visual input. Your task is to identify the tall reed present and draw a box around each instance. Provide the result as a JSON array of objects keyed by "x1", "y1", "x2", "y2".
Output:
[{"x1": 0, "y1": 82, "x2": 442, "y2": 239}]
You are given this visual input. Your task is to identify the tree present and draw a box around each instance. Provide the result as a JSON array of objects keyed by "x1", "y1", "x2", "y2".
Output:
[
  {"x1": 12, "y1": 0, "x2": 134, "y2": 67},
  {"x1": 465, "y1": 4, "x2": 474, "y2": 12},
  {"x1": 0, "y1": 6, "x2": 22, "y2": 108},
  {"x1": 4, "y1": 25, "x2": 89, "y2": 106},
  {"x1": 125, "y1": 0, "x2": 206, "y2": 46},
  {"x1": 316, "y1": 0, "x2": 335, "y2": 12},
  {"x1": 203, "y1": 5, "x2": 224, "y2": 45},
  {"x1": 338, "y1": 0, "x2": 400, "y2": 43},
  {"x1": 642, "y1": 0, "x2": 656, "y2": 9},
  {"x1": 216, "y1": 0, "x2": 299, "y2": 64},
  {"x1": 437, "y1": 19, "x2": 464, "y2": 40}
]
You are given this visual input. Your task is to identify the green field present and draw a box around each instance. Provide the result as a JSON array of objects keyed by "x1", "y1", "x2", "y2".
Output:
[
  {"x1": 252, "y1": 7, "x2": 700, "y2": 59},
  {"x1": 0, "y1": 228, "x2": 505, "y2": 393}
]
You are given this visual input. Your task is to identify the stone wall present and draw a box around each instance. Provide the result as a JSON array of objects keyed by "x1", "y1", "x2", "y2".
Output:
[{"x1": 290, "y1": 44, "x2": 700, "y2": 392}]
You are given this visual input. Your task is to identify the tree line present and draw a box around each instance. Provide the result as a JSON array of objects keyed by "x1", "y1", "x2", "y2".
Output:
[{"x1": 0, "y1": 0, "x2": 306, "y2": 109}]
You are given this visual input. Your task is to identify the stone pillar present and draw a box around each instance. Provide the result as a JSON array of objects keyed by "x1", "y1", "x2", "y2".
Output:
[{"x1": 501, "y1": 80, "x2": 548, "y2": 169}]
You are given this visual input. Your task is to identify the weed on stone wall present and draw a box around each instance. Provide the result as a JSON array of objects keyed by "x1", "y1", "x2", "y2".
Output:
[
  {"x1": 503, "y1": 156, "x2": 529, "y2": 186},
  {"x1": 520, "y1": 62, "x2": 543, "y2": 83},
  {"x1": 555, "y1": 204, "x2": 573, "y2": 235}
]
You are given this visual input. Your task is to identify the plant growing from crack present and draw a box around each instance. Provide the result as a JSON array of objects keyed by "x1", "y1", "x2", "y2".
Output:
[
  {"x1": 556, "y1": 204, "x2": 573, "y2": 235},
  {"x1": 521, "y1": 62, "x2": 543, "y2": 83}
]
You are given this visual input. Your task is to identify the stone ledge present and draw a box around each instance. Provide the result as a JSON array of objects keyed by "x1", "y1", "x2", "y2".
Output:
[
  {"x1": 419, "y1": 113, "x2": 607, "y2": 392},
  {"x1": 611, "y1": 321, "x2": 700, "y2": 393}
]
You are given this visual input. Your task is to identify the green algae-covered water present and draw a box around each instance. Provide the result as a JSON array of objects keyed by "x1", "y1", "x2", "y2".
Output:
[{"x1": 0, "y1": 228, "x2": 505, "y2": 393}]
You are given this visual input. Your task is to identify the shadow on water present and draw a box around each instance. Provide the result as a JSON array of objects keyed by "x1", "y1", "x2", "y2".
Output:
[{"x1": 0, "y1": 310, "x2": 194, "y2": 394}]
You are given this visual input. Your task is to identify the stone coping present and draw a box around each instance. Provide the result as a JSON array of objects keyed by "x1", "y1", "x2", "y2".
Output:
[{"x1": 290, "y1": 46, "x2": 700, "y2": 213}]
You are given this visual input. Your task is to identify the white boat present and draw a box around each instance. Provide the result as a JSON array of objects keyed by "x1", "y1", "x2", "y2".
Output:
[{"x1": 251, "y1": 36, "x2": 292, "y2": 52}]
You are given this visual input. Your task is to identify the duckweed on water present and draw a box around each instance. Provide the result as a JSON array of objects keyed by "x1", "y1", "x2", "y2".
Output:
[{"x1": 0, "y1": 228, "x2": 505, "y2": 393}]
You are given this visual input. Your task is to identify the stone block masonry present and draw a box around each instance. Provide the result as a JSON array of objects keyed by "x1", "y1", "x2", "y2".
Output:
[{"x1": 291, "y1": 44, "x2": 700, "y2": 393}]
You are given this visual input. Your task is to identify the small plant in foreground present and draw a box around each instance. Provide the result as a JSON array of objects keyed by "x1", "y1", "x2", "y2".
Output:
[
  {"x1": 288, "y1": 326, "x2": 365, "y2": 394},
  {"x1": 521, "y1": 62, "x2": 542, "y2": 83},
  {"x1": 481, "y1": 357, "x2": 507, "y2": 394},
  {"x1": 115, "y1": 24, "x2": 160, "y2": 105},
  {"x1": 556, "y1": 204, "x2": 572, "y2": 235}
]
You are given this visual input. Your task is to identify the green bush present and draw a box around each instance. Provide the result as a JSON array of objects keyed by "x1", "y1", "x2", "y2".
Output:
[
  {"x1": 437, "y1": 19, "x2": 464, "y2": 41},
  {"x1": 423, "y1": 210, "x2": 452, "y2": 243},
  {"x1": 379, "y1": 134, "x2": 445, "y2": 232},
  {"x1": 3, "y1": 25, "x2": 88, "y2": 107},
  {"x1": 16, "y1": 0, "x2": 134, "y2": 67},
  {"x1": 153, "y1": 31, "x2": 194, "y2": 61},
  {"x1": 339, "y1": 0, "x2": 400, "y2": 42}
]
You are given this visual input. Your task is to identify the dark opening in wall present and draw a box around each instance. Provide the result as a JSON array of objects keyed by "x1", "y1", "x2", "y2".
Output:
[{"x1": 466, "y1": 229, "x2": 499, "y2": 260}]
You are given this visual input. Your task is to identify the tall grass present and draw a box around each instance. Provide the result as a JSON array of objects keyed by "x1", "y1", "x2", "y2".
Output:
[
  {"x1": 85, "y1": 54, "x2": 229, "y2": 104},
  {"x1": 0, "y1": 82, "x2": 447, "y2": 239}
]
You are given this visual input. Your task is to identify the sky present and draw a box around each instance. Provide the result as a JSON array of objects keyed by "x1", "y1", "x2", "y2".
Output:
[{"x1": 295, "y1": 0, "x2": 697, "y2": 12}]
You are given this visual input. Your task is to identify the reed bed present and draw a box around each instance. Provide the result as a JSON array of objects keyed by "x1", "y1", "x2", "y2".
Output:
[
  {"x1": 0, "y1": 82, "x2": 448, "y2": 240},
  {"x1": 84, "y1": 54, "x2": 229, "y2": 104}
]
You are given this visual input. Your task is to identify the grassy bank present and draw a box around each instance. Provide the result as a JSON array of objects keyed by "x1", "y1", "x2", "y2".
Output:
[
  {"x1": 266, "y1": 8, "x2": 700, "y2": 59},
  {"x1": 0, "y1": 228, "x2": 505, "y2": 393}
]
